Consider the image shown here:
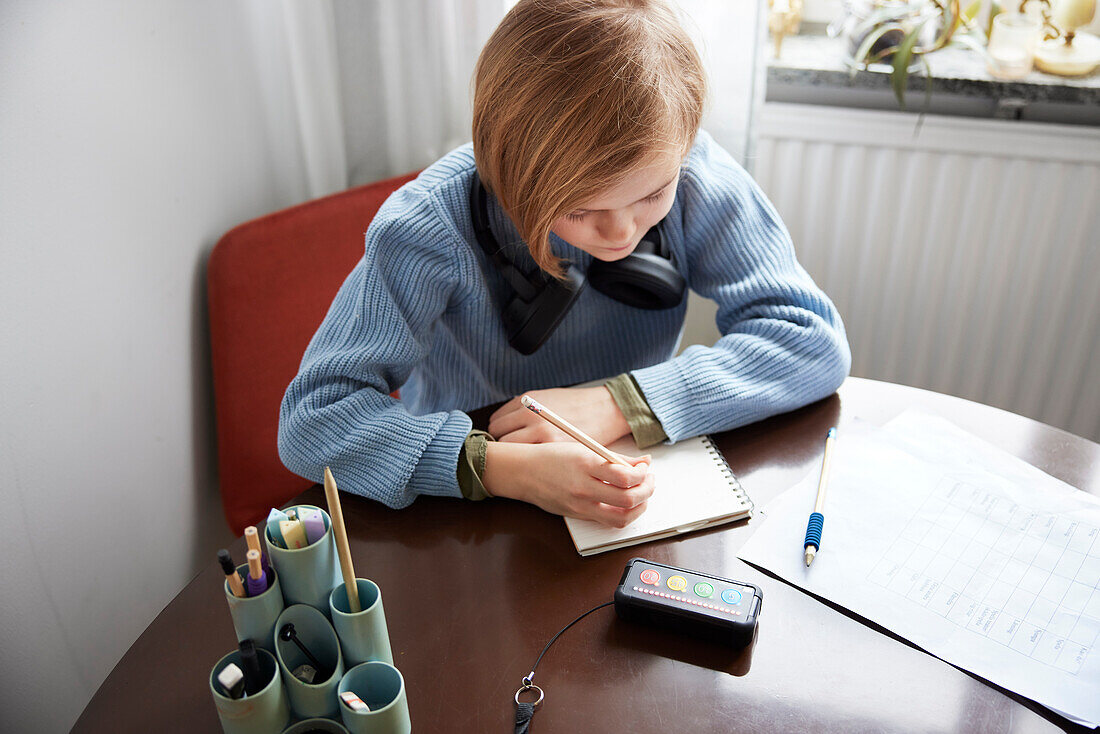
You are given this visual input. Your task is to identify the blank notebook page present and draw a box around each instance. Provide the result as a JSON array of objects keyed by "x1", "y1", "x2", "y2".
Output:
[{"x1": 564, "y1": 434, "x2": 752, "y2": 556}]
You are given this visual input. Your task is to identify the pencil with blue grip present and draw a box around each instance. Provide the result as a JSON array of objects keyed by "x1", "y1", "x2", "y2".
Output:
[{"x1": 804, "y1": 427, "x2": 837, "y2": 567}]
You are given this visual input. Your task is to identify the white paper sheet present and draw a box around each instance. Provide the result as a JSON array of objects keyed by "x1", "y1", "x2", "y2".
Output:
[{"x1": 738, "y1": 411, "x2": 1100, "y2": 727}]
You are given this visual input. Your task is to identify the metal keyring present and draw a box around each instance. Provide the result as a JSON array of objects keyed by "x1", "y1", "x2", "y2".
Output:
[{"x1": 514, "y1": 682, "x2": 545, "y2": 708}]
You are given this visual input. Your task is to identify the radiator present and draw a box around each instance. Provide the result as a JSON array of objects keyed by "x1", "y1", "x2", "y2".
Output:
[{"x1": 753, "y1": 103, "x2": 1100, "y2": 442}]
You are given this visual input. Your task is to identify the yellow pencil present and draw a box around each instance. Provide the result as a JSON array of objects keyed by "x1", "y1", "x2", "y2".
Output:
[{"x1": 520, "y1": 395, "x2": 632, "y2": 467}]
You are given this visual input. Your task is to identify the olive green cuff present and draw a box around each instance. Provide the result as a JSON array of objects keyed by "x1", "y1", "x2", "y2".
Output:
[
  {"x1": 457, "y1": 429, "x2": 494, "y2": 500},
  {"x1": 604, "y1": 373, "x2": 668, "y2": 449}
]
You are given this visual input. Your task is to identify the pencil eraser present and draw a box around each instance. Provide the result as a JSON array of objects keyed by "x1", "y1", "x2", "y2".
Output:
[
  {"x1": 217, "y1": 549, "x2": 235, "y2": 575},
  {"x1": 340, "y1": 691, "x2": 371, "y2": 712},
  {"x1": 299, "y1": 508, "x2": 326, "y2": 544},
  {"x1": 266, "y1": 508, "x2": 289, "y2": 548},
  {"x1": 217, "y1": 663, "x2": 245, "y2": 699},
  {"x1": 280, "y1": 519, "x2": 308, "y2": 549}
]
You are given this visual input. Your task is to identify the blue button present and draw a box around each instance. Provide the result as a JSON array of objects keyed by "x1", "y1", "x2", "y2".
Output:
[{"x1": 721, "y1": 588, "x2": 742, "y2": 605}]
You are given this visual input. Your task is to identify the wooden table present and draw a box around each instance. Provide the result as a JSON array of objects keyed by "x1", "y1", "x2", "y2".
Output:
[{"x1": 72, "y1": 377, "x2": 1100, "y2": 733}]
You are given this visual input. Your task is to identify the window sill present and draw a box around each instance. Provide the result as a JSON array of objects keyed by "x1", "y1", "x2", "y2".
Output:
[{"x1": 766, "y1": 30, "x2": 1100, "y2": 126}]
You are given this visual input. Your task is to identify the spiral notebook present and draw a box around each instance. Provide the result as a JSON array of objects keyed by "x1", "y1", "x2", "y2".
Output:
[{"x1": 564, "y1": 434, "x2": 753, "y2": 556}]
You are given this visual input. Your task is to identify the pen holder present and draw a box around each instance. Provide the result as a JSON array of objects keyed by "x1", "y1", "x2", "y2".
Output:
[
  {"x1": 225, "y1": 565, "x2": 284, "y2": 654},
  {"x1": 337, "y1": 661, "x2": 411, "y2": 734},
  {"x1": 266, "y1": 505, "x2": 342, "y2": 615},
  {"x1": 274, "y1": 604, "x2": 345, "y2": 720},
  {"x1": 282, "y1": 719, "x2": 351, "y2": 733},
  {"x1": 329, "y1": 579, "x2": 394, "y2": 667},
  {"x1": 209, "y1": 648, "x2": 290, "y2": 734}
]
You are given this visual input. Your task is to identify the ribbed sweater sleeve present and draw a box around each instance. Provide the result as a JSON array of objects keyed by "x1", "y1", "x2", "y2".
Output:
[
  {"x1": 277, "y1": 187, "x2": 473, "y2": 508},
  {"x1": 632, "y1": 134, "x2": 852, "y2": 441}
]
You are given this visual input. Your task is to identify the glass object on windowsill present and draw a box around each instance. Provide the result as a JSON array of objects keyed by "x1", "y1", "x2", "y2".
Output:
[
  {"x1": 987, "y1": 13, "x2": 1042, "y2": 79},
  {"x1": 832, "y1": 0, "x2": 941, "y2": 72}
]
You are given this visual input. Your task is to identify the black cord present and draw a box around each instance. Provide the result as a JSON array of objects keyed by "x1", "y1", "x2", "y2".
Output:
[
  {"x1": 527, "y1": 601, "x2": 614, "y2": 679},
  {"x1": 515, "y1": 601, "x2": 613, "y2": 733}
]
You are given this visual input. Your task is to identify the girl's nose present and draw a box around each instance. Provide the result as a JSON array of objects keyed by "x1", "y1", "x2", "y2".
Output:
[{"x1": 599, "y1": 211, "x2": 635, "y2": 245}]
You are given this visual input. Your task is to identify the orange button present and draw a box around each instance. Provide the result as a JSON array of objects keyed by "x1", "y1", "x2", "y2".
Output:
[{"x1": 639, "y1": 569, "x2": 661, "y2": 586}]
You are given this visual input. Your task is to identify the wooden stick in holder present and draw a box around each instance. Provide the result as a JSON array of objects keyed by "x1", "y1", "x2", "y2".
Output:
[{"x1": 323, "y1": 466, "x2": 361, "y2": 613}]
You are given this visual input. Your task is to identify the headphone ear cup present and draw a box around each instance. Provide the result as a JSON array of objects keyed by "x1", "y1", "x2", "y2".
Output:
[
  {"x1": 588, "y1": 253, "x2": 685, "y2": 310},
  {"x1": 501, "y1": 265, "x2": 588, "y2": 355}
]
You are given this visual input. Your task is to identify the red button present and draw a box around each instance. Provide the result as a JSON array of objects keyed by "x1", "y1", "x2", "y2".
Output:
[{"x1": 639, "y1": 569, "x2": 660, "y2": 586}]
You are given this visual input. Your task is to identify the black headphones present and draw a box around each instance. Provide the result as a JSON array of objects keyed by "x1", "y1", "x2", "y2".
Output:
[{"x1": 470, "y1": 173, "x2": 685, "y2": 355}]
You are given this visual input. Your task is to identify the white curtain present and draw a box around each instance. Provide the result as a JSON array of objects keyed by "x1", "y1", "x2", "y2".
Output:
[{"x1": 280, "y1": 0, "x2": 767, "y2": 191}]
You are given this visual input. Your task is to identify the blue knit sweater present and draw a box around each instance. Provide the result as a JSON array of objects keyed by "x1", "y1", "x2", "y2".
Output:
[{"x1": 278, "y1": 131, "x2": 851, "y2": 507}]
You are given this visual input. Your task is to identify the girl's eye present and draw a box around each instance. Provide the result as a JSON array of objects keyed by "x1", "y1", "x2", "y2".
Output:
[
  {"x1": 564, "y1": 185, "x2": 671, "y2": 223},
  {"x1": 643, "y1": 187, "x2": 669, "y2": 205}
]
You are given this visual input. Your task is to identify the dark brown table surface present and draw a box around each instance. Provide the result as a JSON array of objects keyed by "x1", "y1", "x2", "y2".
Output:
[{"x1": 72, "y1": 377, "x2": 1100, "y2": 733}]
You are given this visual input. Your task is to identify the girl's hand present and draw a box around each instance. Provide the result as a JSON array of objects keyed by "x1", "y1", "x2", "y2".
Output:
[
  {"x1": 482, "y1": 442, "x2": 654, "y2": 527},
  {"x1": 488, "y1": 386, "x2": 631, "y2": 446}
]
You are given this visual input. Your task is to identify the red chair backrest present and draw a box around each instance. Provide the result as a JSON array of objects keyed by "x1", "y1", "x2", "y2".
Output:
[{"x1": 208, "y1": 172, "x2": 418, "y2": 534}]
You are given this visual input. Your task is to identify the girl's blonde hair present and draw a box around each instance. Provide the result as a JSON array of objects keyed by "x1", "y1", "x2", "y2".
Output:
[{"x1": 472, "y1": 0, "x2": 707, "y2": 277}]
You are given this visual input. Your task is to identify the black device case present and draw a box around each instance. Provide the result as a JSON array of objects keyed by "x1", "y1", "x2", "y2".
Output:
[{"x1": 614, "y1": 557, "x2": 762, "y2": 648}]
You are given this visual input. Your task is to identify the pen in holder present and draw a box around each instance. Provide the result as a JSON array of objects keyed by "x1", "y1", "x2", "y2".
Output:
[
  {"x1": 337, "y1": 661, "x2": 411, "y2": 734},
  {"x1": 274, "y1": 604, "x2": 345, "y2": 720},
  {"x1": 330, "y1": 579, "x2": 394, "y2": 667},
  {"x1": 265, "y1": 504, "x2": 341, "y2": 614},
  {"x1": 209, "y1": 647, "x2": 290, "y2": 734},
  {"x1": 225, "y1": 564, "x2": 283, "y2": 654}
]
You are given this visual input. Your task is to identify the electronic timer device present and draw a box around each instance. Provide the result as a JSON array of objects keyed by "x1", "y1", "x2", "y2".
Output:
[{"x1": 614, "y1": 558, "x2": 762, "y2": 647}]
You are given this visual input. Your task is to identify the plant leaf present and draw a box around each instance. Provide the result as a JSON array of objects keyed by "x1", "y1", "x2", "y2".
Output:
[
  {"x1": 918, "y1": 54, "x2": 934, "y2": 130},
  {"x1": 891, "y1": 22, "x2": 929, "y2": 109},
  {"x1": 853, "y1": 21, "x2": 905, "y2": 76}
]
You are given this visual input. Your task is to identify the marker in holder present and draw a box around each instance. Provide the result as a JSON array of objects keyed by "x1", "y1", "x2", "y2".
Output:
[
  {"x1": 238, "y1": 639, "x2": 263, "y2": 696},
  {"x1": 337, "y1": 661, "x2": 411, "y2": 734},
  {"x1": 274, "y1": 604, "x2": 345, "y2": 720},
  {"x1": 225, "y1": 563, "x2": 283, "y2": 654},
  {"x1": 266, "y1": 505, "x2": 341, "y2": 614},
  {"x1": 330, "y1": 579, "x2": 394, "y2": 667},
  {"x1": 209, "y1": 647, "x2": 289, "y2": 734}
]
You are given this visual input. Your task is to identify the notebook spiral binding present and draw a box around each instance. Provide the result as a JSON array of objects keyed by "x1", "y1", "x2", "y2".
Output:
[{"x1": 701, "y1": 435, "x2": 754, "y2": 516}]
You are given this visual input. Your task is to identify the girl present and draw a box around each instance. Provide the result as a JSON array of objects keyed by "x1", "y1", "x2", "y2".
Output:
[{"x1": 278, "y1": 0, "x2": 850, "y2": 527}]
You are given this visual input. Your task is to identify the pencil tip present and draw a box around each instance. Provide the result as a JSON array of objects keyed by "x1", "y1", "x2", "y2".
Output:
[{"x1": 804, "y1": 547, "x2": 816, "y2": 566}]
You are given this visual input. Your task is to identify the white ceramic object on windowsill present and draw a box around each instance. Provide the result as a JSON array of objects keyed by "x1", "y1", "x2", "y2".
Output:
[{"x1": 1034, "y1": 0, "x2": 1100, "y2": 75}]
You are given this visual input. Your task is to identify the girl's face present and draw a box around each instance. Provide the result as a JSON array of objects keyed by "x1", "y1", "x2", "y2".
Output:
[{"x1": 550, "y1": 150, "x2": 682, "y2": 262}]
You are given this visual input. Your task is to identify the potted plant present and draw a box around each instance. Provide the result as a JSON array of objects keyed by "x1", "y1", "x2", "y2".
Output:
[{"x1": 835, "y1": 0, "x2": 978, "y2": 107}]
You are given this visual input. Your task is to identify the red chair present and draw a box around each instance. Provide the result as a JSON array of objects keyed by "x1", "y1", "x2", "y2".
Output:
[{"x1": 208, "y1": 172, "x2": 418, "y2": 534}]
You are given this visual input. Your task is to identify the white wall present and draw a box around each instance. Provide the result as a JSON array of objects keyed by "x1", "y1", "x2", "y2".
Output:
[{"x1": 0, "y1": 2, "x2": 317, "y2": 730}]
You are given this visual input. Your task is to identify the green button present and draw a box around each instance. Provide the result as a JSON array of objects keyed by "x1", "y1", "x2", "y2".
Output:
[{"x1": 694, "y1": 582, "x2": 714, "y2": 598}]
